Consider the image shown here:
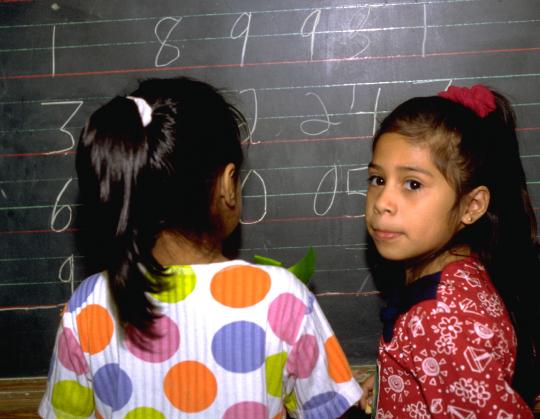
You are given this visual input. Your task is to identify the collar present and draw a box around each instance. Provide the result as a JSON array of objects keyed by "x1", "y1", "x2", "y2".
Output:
[{"x1": 380, "y1": 271, "x2": 441, "y2": 342}]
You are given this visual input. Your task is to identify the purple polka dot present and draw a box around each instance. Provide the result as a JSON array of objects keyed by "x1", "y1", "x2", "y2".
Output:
[
  {"x1": 222, "y1": 401, "x2": 268, "y2": 419},
  {"x1": 306, "y1": 293, "x2": 315, "y2": 314},
  {"x1": 287, "y1": 334, "x2": 319, "y2": 378},
  {"x1": 268, "y1": 293, "x2": 306, "y2": 344},
  {"x1": 58, "y1": 327, "x2": 89, "y2": 374},
  {"x1": 125, "y1": 315, "x2": 180, "y2": 363},
  {"x1": 212, "y1": 321, "x2": 265, "y2": 373},
  {"x1": 303, "y1": 391, "x2": 350, "y2": 419},
  {"x1": 94, "y1": 363, "x2": 133, "y2": 411},
  {"x1": 68, "y1": 273, "x2": 100, "y2": 312}
]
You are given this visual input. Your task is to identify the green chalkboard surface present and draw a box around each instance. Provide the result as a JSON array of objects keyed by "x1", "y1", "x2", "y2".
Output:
[{"x1": 1, "y1": 0, "x2": 539, "y2": 377}]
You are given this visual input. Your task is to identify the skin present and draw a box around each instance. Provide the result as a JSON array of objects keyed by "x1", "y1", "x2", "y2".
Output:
[
  {"x1": 361, "y1": 132, "x2": 490, "y2": 412},
  {"x1": 365, "y1": 132, "x2": 489, "y2": 283},
  {"x1": 152, "y1": 163, "x2": 241, "y2": 266}
]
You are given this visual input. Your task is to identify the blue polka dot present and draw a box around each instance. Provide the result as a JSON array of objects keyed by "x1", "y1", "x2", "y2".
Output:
[
  {"x1": 303, "y1": 391, "x2": 350, "y2": 419},
  {"x1": 211, "y1": 321, "x2": 266, "y2": 373},
  {"x1": 67, "y1": 273, "x2": 100, "y2": 312},
  {"x1": 305, "y1": 293, "x2": 315, "y2": 314},
  {"x1": 94, "y1": 363, "x2": 133, "y2": 410}
]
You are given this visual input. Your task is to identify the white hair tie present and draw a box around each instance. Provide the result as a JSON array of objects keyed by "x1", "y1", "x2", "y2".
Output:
[{"x1": 127, "y1": 96, "x2": 152, "y2": 127}]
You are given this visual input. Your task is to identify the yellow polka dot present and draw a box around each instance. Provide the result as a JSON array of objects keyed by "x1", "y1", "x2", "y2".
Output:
[
  {"x1": 124, "y1": 407, "x2": 166, "y2": 419},
  {"x1": 149, "y1": 266, "x2": 197, "y2": 303},
  {"x1": 265, "y1": 352, "x2": 287, "y2": 397},
  {"x1": 284, "y1": 390, "x2": 298, "y2": 411},
  {"x1": 52, "y1": 380, "x2": 94, "y2": 417}
]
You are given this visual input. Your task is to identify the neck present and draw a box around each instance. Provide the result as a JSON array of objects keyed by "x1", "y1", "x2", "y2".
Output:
[
  {"x1": 405, "y1": 246, "x2": 470, "y2": 285},
  {"x1": 152, "y1": 230, "x2": 227, "y2": 266}
]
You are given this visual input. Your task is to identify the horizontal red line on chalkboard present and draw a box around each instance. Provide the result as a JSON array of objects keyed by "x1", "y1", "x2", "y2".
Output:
[
  {"x1": 0, "y1": 228, "x2": 78, "y2": 235},
  {"x1": 2, "y1": 46, "x2": 540, "y2": 81},
  {"x1": 0, "y1": 0, "x2": 33, "y2": 3},
  {"x1": 1, "y1": 126, "x2": 537, "y2": 158}
]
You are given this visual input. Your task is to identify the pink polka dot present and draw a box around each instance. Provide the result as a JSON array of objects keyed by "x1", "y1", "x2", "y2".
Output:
[
  {"x1": 222, "y1": 402, "x2": 268, "y2": 419},
  {"x1": 58, "y1": 327, "x2": 89, "y2": 375},
  {"x1": 268, "y1": 293, "x2": 306, "y2": 345},
  {"x1": 286, "y1": 334, "x2": 319, "y2": 378},
  {"x1": 125, "y1": 315, "x2": 180, "y2": 363}
]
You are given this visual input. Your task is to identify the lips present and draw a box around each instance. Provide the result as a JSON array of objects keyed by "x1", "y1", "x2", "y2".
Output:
[{"x1": 371, "y1": 228, "x2": 402, "y2": 241}]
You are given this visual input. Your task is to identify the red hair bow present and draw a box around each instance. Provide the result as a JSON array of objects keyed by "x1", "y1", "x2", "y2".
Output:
[{"x1": 438, "y1": 84, "x2": 496, "y2": 118}]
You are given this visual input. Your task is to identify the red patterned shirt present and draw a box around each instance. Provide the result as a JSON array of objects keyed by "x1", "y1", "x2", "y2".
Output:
[{"x1": 376, "y1": 257, "x2": 533, "y2": 418}]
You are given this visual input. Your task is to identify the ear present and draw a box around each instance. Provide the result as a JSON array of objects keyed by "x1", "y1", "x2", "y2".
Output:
[
  {"x1": 460, "y1": 185, "x2": 490, "y2": 225},
  {"x1": 219, "y1": 163, "x2": 238, "y2": 208}
]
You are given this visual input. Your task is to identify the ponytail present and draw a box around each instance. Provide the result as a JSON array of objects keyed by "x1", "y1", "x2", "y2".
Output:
[{"x1": 76, "y1": 96, "x2": 159, "y2": 330}]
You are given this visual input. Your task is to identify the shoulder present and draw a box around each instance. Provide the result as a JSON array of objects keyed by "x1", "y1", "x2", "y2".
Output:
[{"x1": 65, "y1": 271, "x2": 109, "y2": 313}]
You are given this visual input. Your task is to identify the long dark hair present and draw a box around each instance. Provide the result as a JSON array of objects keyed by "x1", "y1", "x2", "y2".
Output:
[
  {"x1": 76, "y1": 77, "x2": 245, "y2": 331},
  {"x1": 368, "y1": 88, "x2": 540, "y2": 405}
]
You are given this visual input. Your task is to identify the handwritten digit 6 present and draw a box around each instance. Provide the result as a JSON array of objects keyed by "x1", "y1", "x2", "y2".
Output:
[{"x1": 50, "y1": 178, "x2": 73, "y2": 233}]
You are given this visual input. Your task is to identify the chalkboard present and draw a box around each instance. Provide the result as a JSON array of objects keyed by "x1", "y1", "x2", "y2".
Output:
[{"x1": 1, "y1": 0, "x2": 539, "y2": 378}]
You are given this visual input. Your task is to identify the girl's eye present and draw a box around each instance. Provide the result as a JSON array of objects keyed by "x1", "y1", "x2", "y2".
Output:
[
  {"x1": 367, "y1": 175, "x2": 384, "y2": 186},
  {"x1": 404, "y1": 180, "x2": 422, "y2": 190}
]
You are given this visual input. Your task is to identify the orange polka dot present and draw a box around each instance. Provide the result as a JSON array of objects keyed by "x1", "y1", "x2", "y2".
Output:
[
  {"x1": 324, "y1": 335, "x2": 353, "y2": 383},
  {"x1": 211, "y1": 265, "x2": 271, "y2": 308},
  {"x1": 273, "y1": 410, "x2": 285, "y2": 419},
  {"x1": 76, "y1": 304, "x2": 114, "y2": 355},
  {"x1": 164, "y1": 361, "x2": 217, "y2": 413}
]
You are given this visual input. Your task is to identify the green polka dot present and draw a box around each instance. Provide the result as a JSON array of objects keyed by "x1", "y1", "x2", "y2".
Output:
[
  {"x1": 124, "y1": 407, "x2": 166, "y2": 419},
  {"x1": 265, "y1": 352, "x2": 287, "y2": 397},
  {"x1": 284, "y1": 390, "x2": 298, "y2": 411},
  {"x1": 52, "y1": 380, "x2": 94, "y2": 417},
  {"x1": 149, "y1": 265, "x2": 197, "y2": 303}
]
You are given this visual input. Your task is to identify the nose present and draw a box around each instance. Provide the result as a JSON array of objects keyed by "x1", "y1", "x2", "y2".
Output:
[{"x1": 371, "y1": 185, "x2": 397, "y2": 215}]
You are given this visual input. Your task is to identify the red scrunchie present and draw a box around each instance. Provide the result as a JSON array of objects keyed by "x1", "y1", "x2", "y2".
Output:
[{"x1": 438, "y1": 84, "x2": 496, "y2": 118}]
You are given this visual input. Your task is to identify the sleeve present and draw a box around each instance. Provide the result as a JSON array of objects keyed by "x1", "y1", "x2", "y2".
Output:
[
  {"x1": 405, "y1": 308, "x2": 534, "y2": 418},
  {"x1": 282, "y1": 289, "x2": 362, "y2": 419},
  {"x1": 38, "y1": 308, "x2": 96, "y2": 418}
]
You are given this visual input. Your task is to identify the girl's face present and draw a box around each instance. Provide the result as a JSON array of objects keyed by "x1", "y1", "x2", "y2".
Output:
[{"x1": 365, "y1": 133, "x2": 462, "y2": 266}]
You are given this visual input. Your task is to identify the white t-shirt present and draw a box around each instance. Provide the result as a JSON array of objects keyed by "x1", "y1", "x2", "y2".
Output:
[{"x1": 39, "y1": 259, "x2": 362, "y2": 418}]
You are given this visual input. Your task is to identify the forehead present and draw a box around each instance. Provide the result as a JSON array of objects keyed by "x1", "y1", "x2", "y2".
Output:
[{"x1": 372, "y1": 133, "x2": 435, "y2": 167}]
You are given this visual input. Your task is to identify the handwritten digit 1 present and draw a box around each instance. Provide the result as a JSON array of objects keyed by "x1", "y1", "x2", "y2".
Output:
[
  {"x1": 240, "y1": 170, "x2": 267, "y2": 224},
  {"x1": 230, "y1": 12, "x2": 252, "y2": 67},
  {"x1": 50, "y1": 178, "x2": 73, "y2": 233},
  {"x1": 314, "y1": 165, "x2": 338, "y2": 216},
  {"x1": 421, "y1": 4, "x2": 427, "y2": 57},
  {"x1": 239, "y1": 88, "x2": 260, "y2": 144},
  {"x1": 51, "y1": 25, "x2": 56, "y2": 77},
  {"x1": 300, "y1": 92, "x2": 341, "y2": 136},
  {"x1": 372, "y1": 87, "x2": 381, "y2": 136},
  {"x1": 154, "y1": 16, "x2": 182, "y2": 67},
  {"x1": 41, "y1": 101, "x2": 83, "y2": 155},
  {"x1": 58, "y1": 255, "x2": 75, "y2": 294},
  {"x1": 300, "y1": 9, "x2": 321, "y2": 60}
]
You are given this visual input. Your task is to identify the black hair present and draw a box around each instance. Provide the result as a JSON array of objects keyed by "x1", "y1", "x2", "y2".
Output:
[
  {"x1": 368, "y1": 87, "x2": 540, "y2": 405},
  {"x1": 76, "y1": 77, "x2": 245, "y2": 332}
]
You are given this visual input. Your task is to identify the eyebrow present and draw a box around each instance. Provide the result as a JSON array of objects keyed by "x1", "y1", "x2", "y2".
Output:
[{"x1": 368, "y1": 162, "x2": 435, "y2": 177}]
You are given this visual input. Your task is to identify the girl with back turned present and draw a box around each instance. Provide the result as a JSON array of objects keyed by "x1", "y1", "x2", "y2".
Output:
[
  {"x1": 39, "y1": 76, "x2": 362, "y2": 418},
  {"x1": 361, "y1": 85, "x2": 539, "y2": 417}
]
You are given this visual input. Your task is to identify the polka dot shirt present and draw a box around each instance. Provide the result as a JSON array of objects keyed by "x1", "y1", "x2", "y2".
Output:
[{"x1": 39, "y1": 260, "x2": 362, "y2": 418}]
